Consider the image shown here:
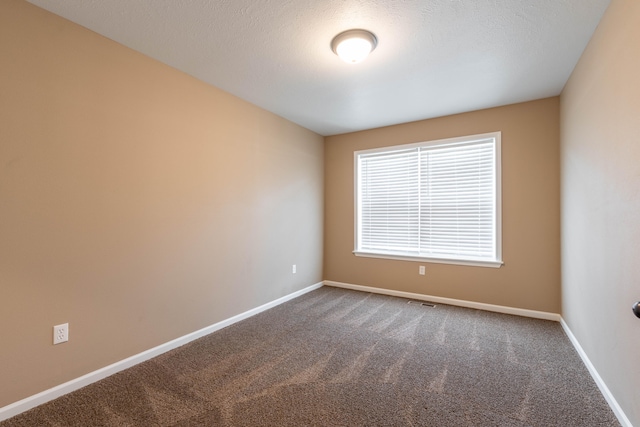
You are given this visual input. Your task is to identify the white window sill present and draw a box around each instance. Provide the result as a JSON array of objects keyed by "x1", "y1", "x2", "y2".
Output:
[{"x1": 353, "y1": 250, "x2": 504, "y2": 268}]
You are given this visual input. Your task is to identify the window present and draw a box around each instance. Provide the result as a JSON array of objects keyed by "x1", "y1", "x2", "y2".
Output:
[{"x1": 354, "y1": 132, "x2": 502, "y2": 268}]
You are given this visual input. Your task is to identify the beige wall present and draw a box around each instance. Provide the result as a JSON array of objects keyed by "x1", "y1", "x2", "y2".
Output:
[
  {"x1": 560, "y1": 0, "x2": 640, "y2": 424},
  {"x1": 0, "y1": 0, "x2": 323, "y2": 408},
  {"x1": 325, "y1": 98, "x2": 561, "y2": 313}
]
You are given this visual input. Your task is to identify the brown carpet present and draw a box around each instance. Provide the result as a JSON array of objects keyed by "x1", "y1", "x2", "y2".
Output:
[{"x1": 2, "y1": 286, "x2": 619, "y2": 426}]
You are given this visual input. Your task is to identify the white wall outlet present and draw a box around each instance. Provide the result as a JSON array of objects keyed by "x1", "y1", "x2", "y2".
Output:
[
  {"x1": 419, "y1": 265, "x2": 426, "y2": 275},
  {"x1": 53, "y1": 323, "x2": 69, "y2": 345},
  {"x1": 292, "y1": 264, "x2": 297, "y2": 274}
]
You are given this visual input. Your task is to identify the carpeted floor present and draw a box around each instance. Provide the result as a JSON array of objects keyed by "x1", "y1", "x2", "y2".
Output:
[{"x1": 1, "y1": 286, "x2": 620, "y2": 426}]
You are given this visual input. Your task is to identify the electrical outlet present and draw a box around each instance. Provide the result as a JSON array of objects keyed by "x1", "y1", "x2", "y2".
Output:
[
  {"x1": 53, "y1": 323, "x2": 69, "y2": 345},
  {"x1": 419, "y1": 265, "x2": 426, "y2": 275},
  {"x1": 292, "y1": 264, "x2": 297, "y2": 274}
]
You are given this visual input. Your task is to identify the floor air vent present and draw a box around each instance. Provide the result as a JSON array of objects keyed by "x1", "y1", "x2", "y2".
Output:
[{"x1": 407, "y1": 300, "x2": 436, "y2": 307}]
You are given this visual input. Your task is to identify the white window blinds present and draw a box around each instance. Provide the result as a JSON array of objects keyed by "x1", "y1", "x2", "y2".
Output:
[{"x1": 355, "y1": 132, "x2": 502, "y2": 267}]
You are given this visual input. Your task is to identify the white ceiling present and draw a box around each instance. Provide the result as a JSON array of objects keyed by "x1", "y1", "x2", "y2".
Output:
[{"x1": 27, "y1": 0, "x2": 610, "y2": 136}]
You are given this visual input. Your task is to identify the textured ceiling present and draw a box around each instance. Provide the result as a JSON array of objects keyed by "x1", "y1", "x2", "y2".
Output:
[{"x1": 26, "y1": 0, "x2": 610, "y2": 136}]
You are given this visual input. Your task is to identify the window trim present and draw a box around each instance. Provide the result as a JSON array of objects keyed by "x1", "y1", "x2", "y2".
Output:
[{"x1": 353, "y1": 131, "x2": 503, "y2": 268}]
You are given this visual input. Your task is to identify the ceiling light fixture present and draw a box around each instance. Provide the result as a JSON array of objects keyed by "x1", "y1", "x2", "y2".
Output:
[{"x1": 331, "y1": 29, "x2": 378, "y2": 64}]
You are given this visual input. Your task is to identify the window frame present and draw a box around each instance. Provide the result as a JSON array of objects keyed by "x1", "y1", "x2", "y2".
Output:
[{"x1": 353, "y1": 131, "x2": 503, "y2": 268}]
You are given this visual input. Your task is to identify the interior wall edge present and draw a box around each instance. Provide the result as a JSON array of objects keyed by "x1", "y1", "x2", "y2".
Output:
[
  {"x1": 323, "y1": 280, "x2": 561, "y2": 321},
  {"x1": 0, "y1": 281, "x2": 324, "y2": 422}
]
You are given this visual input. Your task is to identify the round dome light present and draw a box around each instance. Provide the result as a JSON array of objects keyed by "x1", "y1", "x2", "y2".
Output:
[{"x1": 331, "y1": 29, "x2": 378, "y2": 64}]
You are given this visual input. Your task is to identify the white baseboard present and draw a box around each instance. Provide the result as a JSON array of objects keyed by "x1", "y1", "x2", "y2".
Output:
[
  {"x1": 324, "y1": 280, "x2": 561, "y2": 321},
  {"x1": 0, "y1": 282, "x2": 323, "y2": 422},
  {"x1": 4, "y1": 281, "x2": 629, "y2": 427},
  {"x1": 560, "y1": 319, "x2": 632, "y2": 427}
]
